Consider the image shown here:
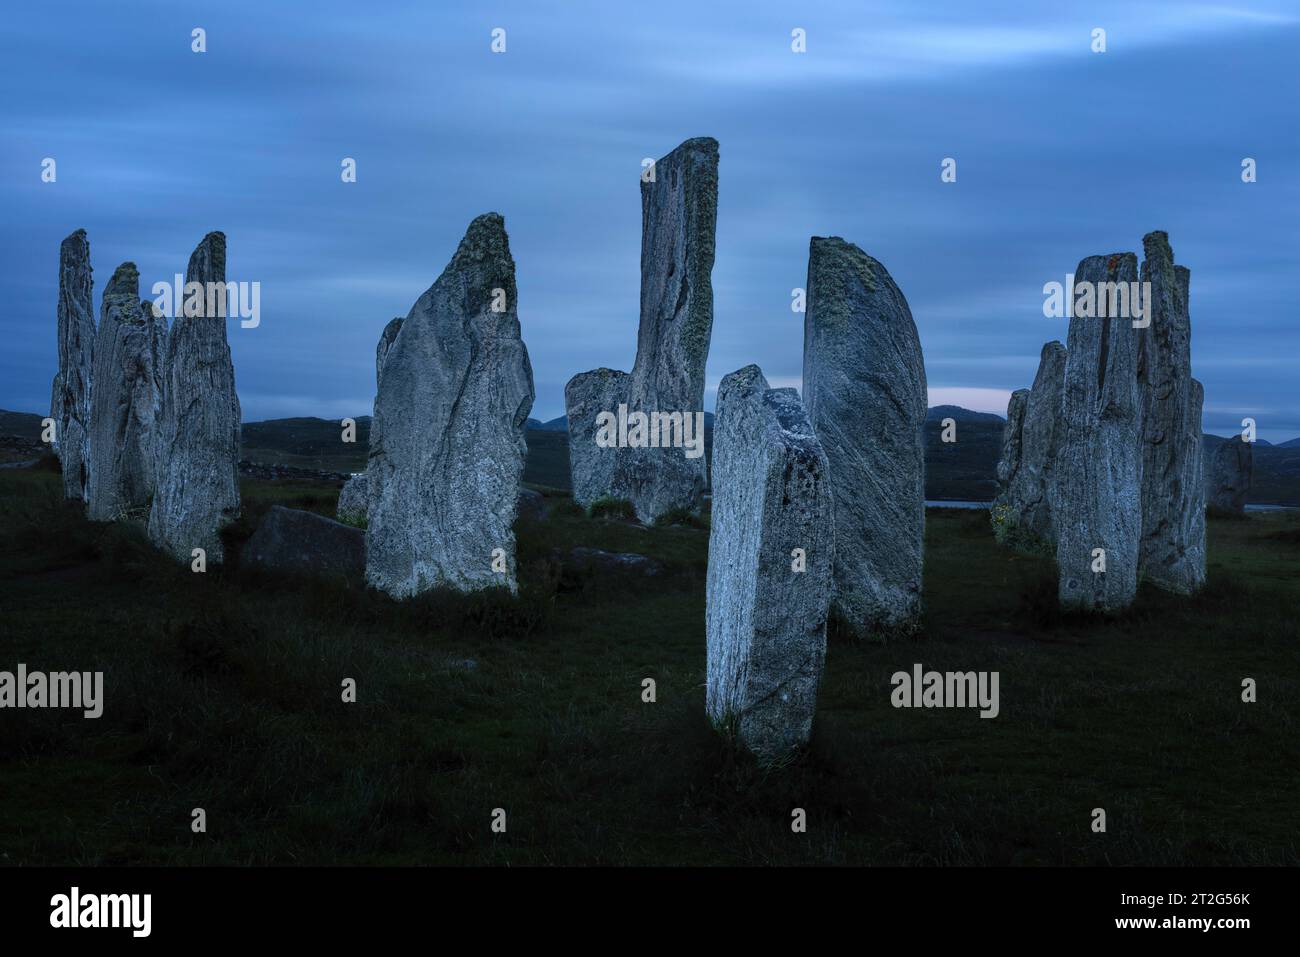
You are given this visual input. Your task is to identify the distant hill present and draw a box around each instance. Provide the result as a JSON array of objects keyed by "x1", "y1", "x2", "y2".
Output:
[
  {"x1": 535, "y1": 412, "x2": 715, "y2": 433},
  {"x1": 1279, "y1": 437, "x2": 1300, "y2": 449},
  {"x1": 925, "y1": 405, "x2": 1007, "y2": 427},
  {"x1": 0, "y1": 410, "x2": 45, "y2": 442},
  {"x1": 241, "y1": 417, "x2": 371, "y2": 472}
]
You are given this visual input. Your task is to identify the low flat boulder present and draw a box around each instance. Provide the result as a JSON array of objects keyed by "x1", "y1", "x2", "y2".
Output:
[
  {"x1": 563, "y1": 546, "x2": 663, "y2": 576},
  {"x1": 244, "y1": 505, "x2": 365, "y2": 581}
]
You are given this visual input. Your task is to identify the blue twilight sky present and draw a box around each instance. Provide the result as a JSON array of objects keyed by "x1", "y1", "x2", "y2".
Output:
[{"x1": 2, "y1": 1, "x2": 1297, "y2": 438}]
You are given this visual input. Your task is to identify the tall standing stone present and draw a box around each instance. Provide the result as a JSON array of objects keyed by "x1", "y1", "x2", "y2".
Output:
[
  {"x1": 86, "y1": 264, "x2": 167, "y2": 520},
  {"x1": 564, "y1": 137, "x2": 719, "y2": 522},
  {"x1": 366, "y1": 213, "x2": 534, "y2": 597},
  {"x1": 993, "y1": 341, "x2": 1068, "y2": 546},
  {"x1": 1137, "y1": 231, "x2": 1205, "y2": 593},
  {"x1": 1204, "y1": 436, "x2": 1252, "y2": 514},
  {"x1": 148, "y1": 232, "x2": 242, "y2": 562},
  {"x1": 1055, "y1": 254, "x2": 1144, "y2": 611},
  {"x1": 802, "y1": 237, "x2": 927, "y2": 637},
  {"x1": 50, "y1": 229, "x2": 95, "y2": 501},
  {"x1": 706, "y1": 365, "x2": 834, "y2": 760}
]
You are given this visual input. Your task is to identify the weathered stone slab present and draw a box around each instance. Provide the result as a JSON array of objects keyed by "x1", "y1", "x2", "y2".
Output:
[
  {"x1": 244, "y1": 505, "x2": 365, "y2": 581},
  {"x1": 564, "y1": 137, "x2": 719, "y2": 523},
  {"x1": 564, "y1": 368, "x2": 630, "y2": 510},
  {"x1": 706, "y1": 365, "x2": 834, "y2": 760},
  {"x1": 1137, "y1": 232, "x2": 1205, "y2": 593},
  {"x1": 365, "y1": 213, "x2": 534, "y2": 597},
  {"x1": 50, "y1": 228, "x2": 95, "y2": 501},
  {"x1": 1204, "y1": 435, "x2": 1252, "y2": 514},
  {"x1": 802, "y1": 237, "x2": 927, "y2": 637},
  {"x1": 148, "y1": 232, "x2": 242, "y2": 563},
  {"x1": 86, "y1": 264, "x2": 166, "y2": 520},
  {"x1": 1055, "y1": 254, "x2": 1144, "y2": 611}
]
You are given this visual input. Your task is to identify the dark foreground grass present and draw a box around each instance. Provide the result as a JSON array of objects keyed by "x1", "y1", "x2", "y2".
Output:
[{"x1": 1, "y1": 465, "x2": 1297, "y2": 865}]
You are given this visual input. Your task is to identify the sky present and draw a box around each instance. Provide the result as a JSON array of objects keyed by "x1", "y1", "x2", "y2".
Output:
[{"x1": 2, "y1": 1, "x2": 1297, "y2": 439}]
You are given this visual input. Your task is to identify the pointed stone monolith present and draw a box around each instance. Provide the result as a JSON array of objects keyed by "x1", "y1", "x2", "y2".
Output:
[
  {"x1": 1204, "y1": 435, "x2": 1252, "y2": 515},
  {"x1": 86, "y1": 264, "x2": 166, "y2": 520},
  {"x1": 365, "y1": 213, "x2": 535, "y2": 597},
  {"x1": 994, "y1": 341, "x2": 1067, "y2": 547},
  {"x1": 564, "y1": 137, "x2": 719, "y2": 522},
  {"x1": 706, "y1": 365, "x2": 834, "y2": 760},
  {"x1": 1055, "y1": 254, "x2": 1144, "y2": 611},
  {"x1": 1137, "y1": 232, "x2": 1205, "y2": 593},
  {"x1": 802, "y1": 237, "x2": 927, "y2": 637},
  {"x1": 50, "y1": 229, "x2": 95, "y2": 501},
  {"x1": 148, "y1": 232, "x2": 242, "y2": 563},
  {"x1": 995, "y1": 389, "x2": 1029, "y2": 496}
]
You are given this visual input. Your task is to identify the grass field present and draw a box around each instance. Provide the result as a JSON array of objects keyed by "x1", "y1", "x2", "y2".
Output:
[{"x1": 1, "y1": 459, "x2": 1297, "y2": 865}]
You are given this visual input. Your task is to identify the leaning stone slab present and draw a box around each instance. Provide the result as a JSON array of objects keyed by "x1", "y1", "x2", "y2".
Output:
[
  {"x1": 564, "y1": 137, "x2": 719, "y2": 523},
  {"x1": 50, "y1": 228, "x2": 96, "y2": 501},
  {"x1": 244, "y1": 505, "x2": 365, "y2": 581},
  {"x1": 802, "y1": 237, "x2": 927, "y2": 637},
  {"x1": 86, "y1": 264, "x2": 166, "y2": 521},
  {"x1": 1137, "y1": 232, "x2": 1205, "y2": 593},
  {"x1": 706, "y1": 365, "x2": 834, "y2": 760},
  {"x1": 365, "y1": 213, "x2": 535, "y2": 597},
  {"x1": 1204, "y1": 435, "x2": 1252, "y2": 515},
  {"x1": 148, "y1": 232, "x2": 242, "y2": 563},
  {"x1": 1055, "y1": 254, "x2": 1144, "y2": 612}
]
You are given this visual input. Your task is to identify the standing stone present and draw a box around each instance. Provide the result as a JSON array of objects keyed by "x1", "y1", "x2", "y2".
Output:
[
  {"x1": 86, "y1": 264, "x2": 167, "y2": 520},
  {"x1": 1137, "y1": 232, "x2": 1205, "y2": 593},
  {"x1": 376, "y1": 317, "x2": 403, "y2": 385},
  {"x1": 564, "y1": 137, "x2": 718, "y2": 523},
  {"x1": 564, "y1": 367, "x2": 629, "y2": 510},
  {"x1": 995, "y1": 389, "x2": 1029, "y2": 501},
  {"x1": 993, "y1": 341, "x2": 1068, "y2": 546},
  {"x1": 802, "y1": 237, "x2": 927, "y2": 637},
  {"x1": 1055, "y1": 254, "x2": 1144, "y2": 611},
  {"x1": 366, "y1": 213, "x2": 534, "y2": 597},
  {"x1": 706, "y1": 365, "x2": 834, "y2": 760},
  {"x1": 337, "y1": 471, "x2": 368, "y2": 524},
  {"x1": 148, "y1": 232, "x2": 241, "y2": 563},
  {"x1": 1204, "y1": 436, "x2": 1252, "y2": 515},
  {"x1": 50, "y1": 229, "x2": 95, "y2": 501}
]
